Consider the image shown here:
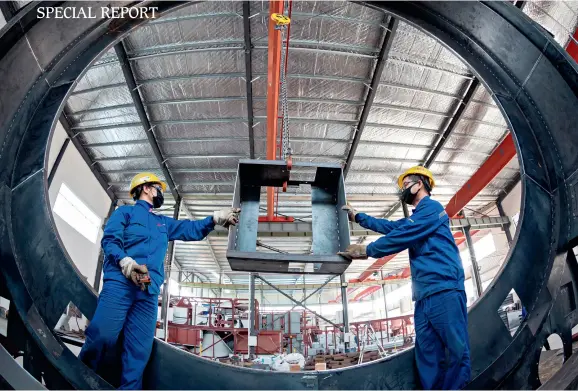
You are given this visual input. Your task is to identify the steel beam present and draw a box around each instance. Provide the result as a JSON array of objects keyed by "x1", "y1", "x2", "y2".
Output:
[
  {"x1": 424, "y1": 78, "x2": 481, "y2": 166},
  {"x1": 463, "y1": 225, "x2": 483, "y2": 298},
  {"x1": 114, "y1": 42, "x2": 180, "y2": 201},
  {"x1": 345, "y1": 16, "x2": 395, "y2": 178},
  {"x1": 93, "y1": 201, "x2": 117, "y2": 291},
  {"x1": 496, "y1": 200, "x2": 514, "y2": 245},
  {"x1": 179, "y1": 277, "x2": 405, "y2": 291},
  {"x1": 0, "y1": 0, "x2": 17, "y2": 20},
  {"x1": 59, "y1": 113, "x2": 115, "y2": 201},
  {"x1": 380, "y1": 270, "x2": 390, "y2": 341},
  {"x1": 445, "y1": 134, "x2": 516, "y2": 217},
  {"x1": 265, "y1": 0, "x2": 284, "y2": 220},
  {"x1": 243, "y1": 1, "x2": 255, "y2": 159},
  {"x1": 383, "y1": 76, "x2": 480, "y2": 220},
  {"x1": 47, "y1": 137, "x2": 70, "y2": 188},
  {"x1": 567, "y1": 26, "x2": 578, "y2": 62},
  {"x1": 209, "y1": 216, "x2": 508, "y2": 237},
  {"x1": 160, "y1": 200, "x2": 181, "y2": 340},
  {"x1": 340, "y1": 274, "x2": 351, "y2": 350},
  {"x1": 248, "y1": 273, "x2": 257, "y2": 357}
]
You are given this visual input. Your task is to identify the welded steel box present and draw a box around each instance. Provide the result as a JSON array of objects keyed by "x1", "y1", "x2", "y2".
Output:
[{"x1": 226, "y1": 160, "x2": 351, "y2": 274}]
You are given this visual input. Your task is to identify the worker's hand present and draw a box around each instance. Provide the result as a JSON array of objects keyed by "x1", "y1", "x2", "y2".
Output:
[
  {"x1": 213, "y1": 207, "x2": 241, "y2": 228},
  {"x1": 338, "y1": 244, "x2": 368, "y2": 260},
  {"x1": 342, "y1": 204, "x2": 358, "y2": 222},
  {"x1": 119, "y1": 257, "x2": 148, "y2": 282},
  {"x1": 131, "y1": 271, "x2": 149, "y2": 291}
]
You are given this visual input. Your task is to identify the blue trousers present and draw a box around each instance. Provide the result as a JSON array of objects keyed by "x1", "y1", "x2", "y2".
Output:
[
  {"x1": 79, "y1": 279, "x2": 157, "y2": 389},
  {"x1": 414, "y1": 289, "x2": 470, "y2": 390}
]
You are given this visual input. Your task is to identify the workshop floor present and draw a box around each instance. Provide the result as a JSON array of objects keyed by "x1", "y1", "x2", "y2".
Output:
[{"x1": 538, "y1": 341, "x2": 578, "y2": 384}]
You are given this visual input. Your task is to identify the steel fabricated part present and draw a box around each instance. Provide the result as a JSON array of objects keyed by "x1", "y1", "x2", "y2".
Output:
[
  {"x1": 0, "y1": 1, "x2": 578, "y2": 389},
  {"x1": 227, "y1": 160, "x2": 351, "y2": 275}
]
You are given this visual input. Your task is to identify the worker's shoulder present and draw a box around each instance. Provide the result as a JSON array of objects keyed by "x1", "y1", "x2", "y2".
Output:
[
  {"x1": 115, "y1": 204, "x2": 134, "y2": 213},
  {"x1": 421, "y1": 196, "x2": 444, "y2": 211}
]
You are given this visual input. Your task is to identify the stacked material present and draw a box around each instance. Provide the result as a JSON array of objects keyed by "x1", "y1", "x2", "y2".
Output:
[{"x1": 303, "y1": 351, "x2": 383, "y2": 370}]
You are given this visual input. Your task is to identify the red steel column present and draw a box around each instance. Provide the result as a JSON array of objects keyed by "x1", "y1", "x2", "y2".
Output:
[{"x1": 266, "y1": 0, "x2": 284, "y2": 220}]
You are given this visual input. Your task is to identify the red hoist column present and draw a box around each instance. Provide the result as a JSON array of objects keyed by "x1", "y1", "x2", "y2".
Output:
[{"x1": 265, "y1": 0, "x2": 284, "y2": 221}]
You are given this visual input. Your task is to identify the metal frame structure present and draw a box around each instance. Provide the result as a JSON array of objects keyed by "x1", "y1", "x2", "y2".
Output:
[
  {"x1": 1, "y1": 1, "x2": 578, "y2": 390},
  {"x1": 226, "y1": 160, "x2": 351, "y2": 274}
]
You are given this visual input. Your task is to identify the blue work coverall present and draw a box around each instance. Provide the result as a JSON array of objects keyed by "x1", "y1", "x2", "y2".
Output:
[
  {"x1": 79, "y1": 200, "x2": 215, "y2": 389},
  {"x1": 356, "y1": 196, "x2": 470, "y2": 390}
]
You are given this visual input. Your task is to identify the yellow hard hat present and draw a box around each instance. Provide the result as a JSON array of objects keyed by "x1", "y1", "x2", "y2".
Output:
[
  {"x1": 398, "y1": 166, "x2": 435, "y2": 190},
  {"x1": 128, "y1": 172, "x2": 167, "y2": 196}
]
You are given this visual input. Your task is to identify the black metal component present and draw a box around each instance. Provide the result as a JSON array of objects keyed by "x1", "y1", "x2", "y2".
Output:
[
  {"x1": 59, "y1": 114, "x2": 115, "y2": 201},
  {"x1": 93, "y1": 201, "x2": 117, "y2": 291},
  {"x1": 227, "y1": 160, "x2": 351, "y2": 274},
  {"x1": 496, "y1": 200, "x2": 514, "y2": 245},
  {"x1": 114, "y1": 42, "x2": 180, "y2": 201},
  {"x1": 340, "y1": 274, "x2": 350, "y2": 350},
  {"x1": 248, "y1": 273, "x2": 256, "y2": 357},
  {"x1": 160, "y1": 200, "x2": 181, "y2": 340},
  {"x1": 401, "y1": 201, "x2": 410, "y2": 218},
  {"x1": 1, "y1": 1, "x2": 578, "y2": 389},
  {"x1": 385, "y1": 77, "x2": 479, "y2": 219},
  {"x1": 46, "y1": 137, "x2": 70, "y2": 188},
  {"x1": 0, "y1": 342, "x2": 45, "y2": 390},
  {"x1": 463, "y1": 225, "x2": 483, "y2": 298},
  {"x1": 424, "y1": 78, "x2": 481, "y2": 167},
  {"x1": 228, "y1": 251, "x2": 350, "y2": 275},
  {"x1": 496, "y1": 173, "x2": 520, "y2": 246},
  {"x1": 242, "y1": 1, "x2": 255, "y2": 159},
  {"x1": 343, "y1": 16, "x2": 399, "y2": 178},
  {"x1": 0, "y1": 1, "x2": 18, "y2": 21},
  {"x1": 497, "y1": 172, "x2": 521, "y2": 203}
]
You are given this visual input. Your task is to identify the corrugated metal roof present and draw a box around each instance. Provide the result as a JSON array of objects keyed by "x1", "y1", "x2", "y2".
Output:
[{"x1": 61, "y1": 1, "x2": 577, "y2": 285}]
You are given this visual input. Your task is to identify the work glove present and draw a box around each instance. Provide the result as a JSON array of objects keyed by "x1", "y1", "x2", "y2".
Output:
[
  {"x1": 119, "y1": 257, "x2": 149, "y2": 286},
  {"x1": 342, "y1": 204, "x2": 358, "y2": 222},
  {"x1": 213, "y1": 207, "x2": 241, "y2": 228},
  {"x1": 131, "y1": 271, "x2": 150, "y2": 291},
  {"x1": 338, "y1": 244, "x2": 368, "y2": 260}
]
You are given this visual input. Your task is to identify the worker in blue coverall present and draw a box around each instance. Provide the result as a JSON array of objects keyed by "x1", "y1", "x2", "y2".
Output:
[
  {"x1": 339, "y1": 166, "x2": 470, "y2": 390},
  {"x1": 79, "y1": 172, "x2": 240, "y2": 389}
]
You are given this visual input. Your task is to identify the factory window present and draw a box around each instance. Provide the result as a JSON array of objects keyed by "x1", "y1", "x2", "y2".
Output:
[
  {"x1": 0, "y1": 296, "x2": 9, "y2": 337},
  {"x1": 53, "y1": 183, "x2": 102, "y2": 243},
  {"x1": 512, "y1": 212, "x2": 520, "y2": 227}
]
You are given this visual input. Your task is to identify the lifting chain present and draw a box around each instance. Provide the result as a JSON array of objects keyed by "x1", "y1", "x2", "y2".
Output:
[{"x1": 272, "y1": 12, "x2": 292, "y2": 162}]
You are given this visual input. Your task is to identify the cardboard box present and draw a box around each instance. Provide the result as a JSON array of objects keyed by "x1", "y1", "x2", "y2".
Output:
[
  {"x1": 289, "y1": 364, "x2": 301, "y2": 372},
  {"x1": 314, "y1": 363, "x2": 327, "y2": 371}
]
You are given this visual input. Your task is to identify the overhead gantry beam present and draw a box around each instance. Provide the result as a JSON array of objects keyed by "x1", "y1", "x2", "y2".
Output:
[
  {"x1": 209, "y1": 216, "x2": 508, "y2": 237},
  {"x1": 59, "y1": 113, "x2": 116, "y2": 201},
  {"x1": 265, "y1": 0, "x2": 284, "y2": 220},
  {"x1": 343, "y1": 16, "x2": 399, "y2": 178},
  {"x1": 243, "y1": 1, "x2": 256, "y2": 159},
  {"x1": 114, "y1": 42, "x2": 181, "y2": 202}
]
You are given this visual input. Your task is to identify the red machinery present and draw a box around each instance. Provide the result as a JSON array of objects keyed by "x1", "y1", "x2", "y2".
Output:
[
  {"x1": 349, "y1": 315, "x2": 415, "y2": 351},
  {"x1": 161, "y1": 296, "x2": 283, "y2": 358},
  {"x1": 259, "y1": 310, "x2": 322, "y2": 355}
]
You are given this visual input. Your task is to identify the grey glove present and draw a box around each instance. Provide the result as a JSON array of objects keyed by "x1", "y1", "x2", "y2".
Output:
[
  {"x1": 342, "y1": 204, "x2": 358, "y2": 222},
  {"x1": 213, "y1": 207, "x2": 241, "y2": 227},
  {"x1": 338, "y1": 244, "x2": 368, "y2": 260}
]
